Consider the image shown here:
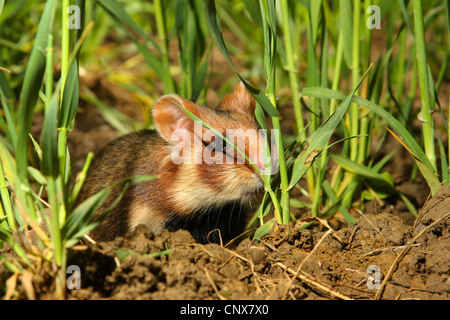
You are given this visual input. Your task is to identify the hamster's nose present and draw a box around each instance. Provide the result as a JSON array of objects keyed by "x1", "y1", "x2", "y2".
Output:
[{"x1": 251, "y1": 145, "x2": 279, "y2": 176}]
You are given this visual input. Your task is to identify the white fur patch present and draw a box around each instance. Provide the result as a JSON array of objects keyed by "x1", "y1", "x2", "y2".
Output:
[{"x1": 128, "y1": 203, "x2": 165, "y2": 234}]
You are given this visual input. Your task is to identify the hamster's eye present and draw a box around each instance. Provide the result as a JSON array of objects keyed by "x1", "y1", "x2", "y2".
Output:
[
  {"x1": 204, "y1": 134, "x2": 226, "y2": 154},
  {"x1": 214, "y1": 136, "x2": 237, "y2": 160},
  {"x1": 203, "y1": 134, "x2": 240, "y2": 160},
  {"x1": 223, "y1": 139, "x2": 234, "y2": 154}
]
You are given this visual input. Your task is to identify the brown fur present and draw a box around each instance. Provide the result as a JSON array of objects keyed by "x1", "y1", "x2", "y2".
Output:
[{"x1": 75, "y1": 84, "x2": 265, "y2": 244}]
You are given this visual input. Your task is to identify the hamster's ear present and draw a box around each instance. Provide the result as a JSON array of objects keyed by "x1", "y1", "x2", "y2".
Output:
[
  {"x1": 153, "y1": 94, "x2": 197, "y2": 143},
  {"x1": 222, "y1": 82, "x2": 256, "y2": 114}
]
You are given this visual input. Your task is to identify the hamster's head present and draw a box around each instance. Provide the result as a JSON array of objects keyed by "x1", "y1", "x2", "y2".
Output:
[{"x1": 152, "y1": 83, "x2": 273, "y2": 213}]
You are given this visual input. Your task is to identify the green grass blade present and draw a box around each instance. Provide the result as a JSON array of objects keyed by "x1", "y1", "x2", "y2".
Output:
[
  {"x1": 0, "y1": 140, "x2": 32, "y2": 230},
  {"x1": 339, "y1": 0, "x2": 353, "y2": 67},
  {"x1": 412, "y1": 0, "x2": 436, "y2": 172},
  {"x1": 0, "y1": 82, "x2": 16, "y2": 147},
  {"x1": 69, "y1": 152, "x2": 93, "y2": 209},
  {"x1": 64, "y1": 175, "x2": 154, "y2": 241},
  {"x1": 330, "y1": 153, "x2": 395, "y2": 192},
  {"x1": 41, "y1": 93, "x2": 60, "y2": 178},
  {"x1": 16, "y1": 0, "x2": 56, "y2": 177},
  {"x1": 81, "y1": 88, "x2": 139, "y2": 134},
  {"x1": 309, "y1": 0, "x2": 323, "y2": 45},
  {"x1": 253, "y1": 218, "x2": 277, "y2": 240},
  {"x1": 302, "y1": 88, "x2": 431, "y2": 166},
  {"x1": 0, "y1": 158, "x2": 15, "y2": 231},
  {"x1": 331, "y1": 153, "x2": 416, "y2": 216},
  {"x1": 62, "y1": 188, "x2": 109, "y2": 241},
  {"x1": 437, "y1": 135, "x2": 449, "y2": 185},
  {"x1": 280, "y1": 0, "x2": 304, "y2": 135},
  {"x1": 153, "y1": 0, "x2": 175, "y2": 93},
  {"x1": 58, "y1": 61, "x2": 79, "y2": 131}
]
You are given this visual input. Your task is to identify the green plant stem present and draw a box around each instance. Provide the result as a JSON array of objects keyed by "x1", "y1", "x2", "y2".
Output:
[
  {"x1": 280, "y1": 0, "x2": 304, "y2": 136},
  {"x1": 266, "y1": 82, "x2": 290, "y2": 223},
  {"x1": 45, "y1": 31, "x2": 61, "y2": 261},
  {"x1": 350, "y1": 0, "x2": 361, "y2": 162},
  {"x1": 69, "y1": 152, "x2": 93, "y2": 209},
  {"x1": 45, "y1": 34, "x2": 54, "y2": 110},
  {"x1": 446, "y1": 1, "x2": 450, "y2": 178},
  {"x1": 47, "y1": 177, "x2": 62, "y2": 266},
  {"x1": 272, "y1": 117, "x2": 290, "y2": 224},
  {"x1": 258, "y1": 0, "x2": 290, "y2": 224},
  {"x1": 412, "y1": 0, "x2": 437, "y2": 172},
  {"x1": 335, "y1": 0, "x2": 362, "y2": 213},
  {"x1": 44, "y1": 20, "x2": 66, "y2": 299},
  {"x1": 329, "y1": 31, "x2": 344, "y2": 194},
  {"x1": 154, "y1": 0, "x2": 175, "y2": 93},
  {"x1": 265, "y1": 46, "x2": 289, "y2": 224},
  {"x1": 59, "y1": 0, "x2": 70, "y2": 185},
  {"x1": 397, "y1": 29, "x2": 406, "y2": 104},
  {"x1": 267, "y1": 188, "x2": 282, "y2": 223},
  {"x1": 357, "y1": 0, "x2": 372, "y2": 164},
  {"x1": 406, "y1": 58, "x2": 418, "y2": 127}
]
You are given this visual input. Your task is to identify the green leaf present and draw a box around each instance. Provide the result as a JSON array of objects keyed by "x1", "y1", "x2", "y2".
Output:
[
  {"x1": 41, "y1": 92, "x2": 60, "y2": 178},
  {"x1": 27, "y1": 166, "x2": 47, "y2": 185},
  {"x1": 308, "y1": 0, "x2": 323, "y2": 45},
  {"x1": 58, "y1": 61, "x2": 79, "y2": 131},
  {"x1": 253, "y1": 218, "x2": 277, "y2": 240},
  {"x1": 330, "y1": 154, "x2": 394, "y2": 187},
  {"x1": 330, "y1": 154, "x2": 396, "y2": 199}
]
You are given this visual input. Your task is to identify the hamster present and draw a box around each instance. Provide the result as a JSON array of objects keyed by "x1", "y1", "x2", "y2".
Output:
[{"x1": 75, "y1": 83, "x2": 270, "y2": 244}]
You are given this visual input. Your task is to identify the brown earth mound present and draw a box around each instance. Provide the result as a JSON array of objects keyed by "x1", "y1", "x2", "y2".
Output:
[{"x1": 63, "y1": 185, "x2": 449, "y2": 300}]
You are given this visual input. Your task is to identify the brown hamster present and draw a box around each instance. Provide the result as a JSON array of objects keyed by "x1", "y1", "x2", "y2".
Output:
[{"x1": 76, "y1": 83, "x2": 270, "y2": 244}]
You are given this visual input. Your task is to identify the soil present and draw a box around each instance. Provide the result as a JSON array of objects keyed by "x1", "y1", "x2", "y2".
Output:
[
  {"x1": 64, "y1": 193, "x2": 450, "y2": 300},
  {"x1": 1, "y1": 39, "x2": 449, "y2": 301}
]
